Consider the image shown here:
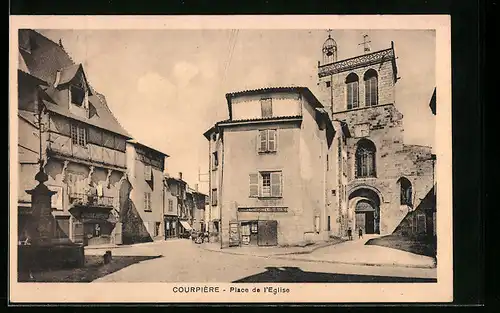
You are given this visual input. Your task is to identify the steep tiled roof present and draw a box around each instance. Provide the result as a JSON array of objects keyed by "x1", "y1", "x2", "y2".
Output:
[
  {"x1": 57, "y1": 64, "x2": 84, "y2": 86},
  {"x1": 42, "y1": 99, "x2": 131, "y2": 138},
  {"x1": 18, "y1": 29, "x2": 130, "y2": 138}
]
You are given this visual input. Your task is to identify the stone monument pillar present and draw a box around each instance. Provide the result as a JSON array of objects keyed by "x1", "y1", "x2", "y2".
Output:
[{"x1": 25, "y1": 168, "x2": 57, "y2": 246}]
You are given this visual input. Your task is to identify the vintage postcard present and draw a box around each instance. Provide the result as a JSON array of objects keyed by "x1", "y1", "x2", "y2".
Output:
[{"x1": 9, "y1": 15, "x2": 452, "y2": 303}]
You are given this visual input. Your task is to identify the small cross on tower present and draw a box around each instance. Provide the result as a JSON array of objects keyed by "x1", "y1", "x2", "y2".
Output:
[
  {"x1": 327, "y1": 29, "x2": 333, "y2": 38},
  {"x1": 358, "y1": 34, "x2": 372, "y2": 54}
]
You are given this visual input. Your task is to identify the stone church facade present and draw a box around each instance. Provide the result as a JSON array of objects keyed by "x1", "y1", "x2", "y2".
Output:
[{"x1": 318, "y1": 34, "x2": 435, "y2": 237}]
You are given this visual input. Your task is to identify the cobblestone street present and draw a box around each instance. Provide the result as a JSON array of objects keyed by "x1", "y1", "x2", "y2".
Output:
[{"x1": 91, "y1": 239, "x2": 437, "y2": 283}]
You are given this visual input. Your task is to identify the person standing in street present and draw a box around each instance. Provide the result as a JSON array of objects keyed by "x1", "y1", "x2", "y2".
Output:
[
  {"x1": 358, "y1": 227, "x2": 363, "y2": 239},
  {"x1": 347, "y1": 227, "x2": 353, "y2": 240}
]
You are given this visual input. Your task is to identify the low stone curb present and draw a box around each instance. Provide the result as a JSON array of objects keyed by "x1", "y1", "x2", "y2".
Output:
[{"x1": 199, "y1": 244, "x2": 436, "y2": 269}]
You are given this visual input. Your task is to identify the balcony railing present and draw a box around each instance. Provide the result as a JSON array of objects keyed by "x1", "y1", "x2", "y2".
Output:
[{"x1": 70, "y1": 193, "x2": 115, "y2": 208}]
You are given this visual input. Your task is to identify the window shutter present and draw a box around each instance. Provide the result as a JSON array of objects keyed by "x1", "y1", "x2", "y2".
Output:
[
  {"x1": 268, "y1": 130, "x2": 277, "y2": 152},
  {"x1": 258, "y1": 130, "x2": 267, "y2": 152},
  {"x1": 249, "y1": 173, "x2": 259, "y2": 197},
  {"x1": 270, "y1": 172, "x2": 282, "y2": 197}
]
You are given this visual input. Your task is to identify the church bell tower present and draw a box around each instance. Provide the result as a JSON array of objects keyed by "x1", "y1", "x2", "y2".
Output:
[{"x1": 317, "y1": 31, "x2": 399, "y2": 117}]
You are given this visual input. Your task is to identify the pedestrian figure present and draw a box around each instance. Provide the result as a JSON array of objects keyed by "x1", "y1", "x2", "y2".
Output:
[
  {"x1": 358, "y1": 227, "x2": 363, "y2": 239},
  {"x1": 347, "y1": 227, "x2": 353, "y2": 240}
]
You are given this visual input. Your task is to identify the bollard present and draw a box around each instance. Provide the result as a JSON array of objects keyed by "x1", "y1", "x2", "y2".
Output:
[{"x1": 103, "y1": 250, "x2": 112, "y2": 264}]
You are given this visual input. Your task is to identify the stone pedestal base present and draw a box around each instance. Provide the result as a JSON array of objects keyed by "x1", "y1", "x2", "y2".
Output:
[{"x1": 18, "y1": 243, "x2": 85, "y2": 273}]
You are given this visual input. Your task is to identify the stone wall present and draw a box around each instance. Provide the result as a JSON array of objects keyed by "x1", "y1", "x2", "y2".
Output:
[{"x1": 335, "y1": 105, "x2": 434, "y2": 234}]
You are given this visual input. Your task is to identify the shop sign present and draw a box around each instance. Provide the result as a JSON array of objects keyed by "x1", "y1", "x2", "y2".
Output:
[
  {"x1": 80, "y1": 212, "x2": 110, "y2": 220},
  {"x1": 238, "y1": 207, "x2": 288, "y2": 213}
]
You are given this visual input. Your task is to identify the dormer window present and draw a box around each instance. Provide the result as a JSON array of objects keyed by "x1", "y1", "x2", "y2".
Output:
[{"x1": 70, "y1": 84, "x2": 86, "y2": 106}]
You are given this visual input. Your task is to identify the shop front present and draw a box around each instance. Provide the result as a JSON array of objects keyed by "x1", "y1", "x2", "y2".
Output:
[
  {"x1": 69, "y1": 205, "x2": 117, "y2": 246},
  {"x1": 164, "y1": 215, "x2": 178, "y2": 239},
  {"x1": 239, "y1": 220, "x2": 278, "y2": 246},
  {"x1": 179, "y1": 219, "x2": 193, "y2": 238}
]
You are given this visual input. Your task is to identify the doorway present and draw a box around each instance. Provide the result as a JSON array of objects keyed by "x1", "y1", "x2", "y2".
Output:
[
  {"x1": 257, "y1": 220, "x2": 278, "y2": 246},
  {"x1": 355, "y1": 200, "x2": 377, "y2": 234}
]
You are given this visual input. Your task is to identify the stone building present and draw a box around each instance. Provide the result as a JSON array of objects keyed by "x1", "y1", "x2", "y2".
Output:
[
  {"x1": 163, "y1": 174, "x2": 180, "y2": 239},
  {"x1": 17, "y1": 29, "x2": 131, "y2": 246},
  {"x1": 164, "y1": 173, "x2": 193, "y2": 237},
  {"x1": 317, "y1": 33, "x2": 435, "y2": 236},
  {"x1": 204, "y1": 87, "x2": 336, "y2": 248},
  {"x1": 187, "y1": 186, "x2": 208, "y2": 233},
  {"x1": 122, "y1": 140, "x2": 169, "y2": 244}
]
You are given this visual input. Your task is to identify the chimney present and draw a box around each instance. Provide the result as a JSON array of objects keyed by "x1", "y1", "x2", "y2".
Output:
[
  {"x1": 195, "y1": 184, "x2": 199, "y2": 192},
  {"x1": 59, "y1": 39, "x2": 63, "y2": 48},
  {"x1": 179, "y1": 172, "x2": 183, "y2": 180}
]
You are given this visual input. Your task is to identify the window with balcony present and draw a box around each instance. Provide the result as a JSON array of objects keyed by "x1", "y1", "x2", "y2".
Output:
[
  {"x1": 258, "y1": 129, "x2": 277, "y2": 153},
  {"x1": 249, "y1": 171, "x2": 282, "y2": 198},
  {"x1": 70, "y1": 124, "x2": 87, "y2": 147}
]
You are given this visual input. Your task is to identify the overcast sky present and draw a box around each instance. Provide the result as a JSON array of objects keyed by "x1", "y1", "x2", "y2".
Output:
[{"x1": 38, "y1": 29, "x2": 436, "y2": 194}]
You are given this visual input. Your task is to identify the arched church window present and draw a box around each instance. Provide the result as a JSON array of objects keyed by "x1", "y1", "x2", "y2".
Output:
[
  {"x1": 364, "y1": 69, "x2": 378, "y2": 106},
  {"x1": 346, "y1": 73, "x2": 359, "y2": 110},
  {"x1": 355, "y1": 139, "x2": 376, "y2": 178},
  {"x1": 398, "y1": 177, "x2": 413, "y2": 206}
]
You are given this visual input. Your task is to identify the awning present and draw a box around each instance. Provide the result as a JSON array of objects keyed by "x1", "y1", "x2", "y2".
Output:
[{"x1": 180, "y1": 220, "x2": 193, "y2": 231}]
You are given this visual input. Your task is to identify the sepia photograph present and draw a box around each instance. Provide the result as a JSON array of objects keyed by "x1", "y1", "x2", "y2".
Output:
[{"x1": 9, "y1": 15, "x2": 452, "y2": 303}]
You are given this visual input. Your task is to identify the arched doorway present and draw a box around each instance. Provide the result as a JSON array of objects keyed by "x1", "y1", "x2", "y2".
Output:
[
  {"x1": 349, "y1": 188, "x2": 381, "y2": 234},
  {"x1": 355, "y1": 200, "x2": 377, "y2": 234}
]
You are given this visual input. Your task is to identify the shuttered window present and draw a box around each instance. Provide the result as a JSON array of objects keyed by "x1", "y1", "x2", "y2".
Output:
[
  {"x1": 144, "y1": 165, "x2": 152, "y2": 181},
  {"x1": 260, "y1": 98, "x2": 273, "y2": 118},
  {"x1": 257, "y1": 129, "x2": 277, "y2": 153},
  {"x1": 249, "y1": 171, "x2": 282, "y2": 198}
]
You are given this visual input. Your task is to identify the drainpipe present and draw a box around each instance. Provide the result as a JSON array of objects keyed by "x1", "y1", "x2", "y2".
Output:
[{"x1": 219, "y1": 137, "x2": 224, "y2": 249}]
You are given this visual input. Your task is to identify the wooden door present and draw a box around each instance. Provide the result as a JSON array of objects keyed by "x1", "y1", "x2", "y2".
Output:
[
  {"x1": 355, "y1": 212, "x2": 366, "y2": 233},
  {"x1": 257, "y1": 220, "x2": 278, "y2": 246},
  {"x1": 365, "y1": 211, "x2": 375, "y2": 234}
]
